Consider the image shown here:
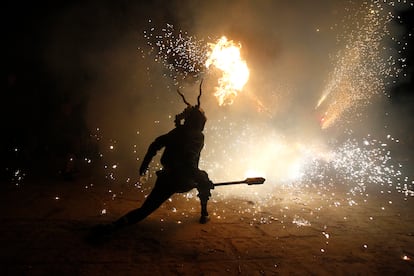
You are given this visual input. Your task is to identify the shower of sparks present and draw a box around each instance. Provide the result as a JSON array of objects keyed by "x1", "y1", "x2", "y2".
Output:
[
  {"x1": 142, "y1": 24, "x2": 249, "y2": 105},
  {"x1": 200, "y1": 116, "x2": 413, "y2": 202},
  {"x1": 300, "y1": 134, "x2": 414, "y2": 201},
  {"x1": 142, "y1": 22, "x2": 208, "y2": 83},
  {"x1": 12, "y1": 168, "x2": 25, "y2": 186},
  {"x1": 316, "y1": 0, "x2": 407, "y2": 129},
  {"x1": 205, "y1": 36, "x2": 250, "y2": 105},
  {"x1": 292, "y1": 215, "x2": 312, "y2": 227}
]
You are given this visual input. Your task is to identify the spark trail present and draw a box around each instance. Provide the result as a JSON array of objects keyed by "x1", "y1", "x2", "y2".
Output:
[{"x1": 317, "y1": 1, "x2": 407, "y2": 129}]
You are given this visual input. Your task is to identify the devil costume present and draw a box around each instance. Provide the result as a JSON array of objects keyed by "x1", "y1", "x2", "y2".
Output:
[{"x1": 112, "y1": 82, "x2": 213, "y2": 228}]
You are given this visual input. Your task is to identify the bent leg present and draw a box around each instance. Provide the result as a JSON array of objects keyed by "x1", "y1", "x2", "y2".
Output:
[
  {"x1": 197, "y1": 187, "x2": 211, "y2": 224},
  {"x1": 196, "y1": 170, "x2": 213, "y2": 224}
]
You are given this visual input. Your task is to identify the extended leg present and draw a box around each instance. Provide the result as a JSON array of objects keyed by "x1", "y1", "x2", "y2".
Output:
[
  {"x1": 89, "y1": 173, "x2": 174, "y2": 239},
  {"x1": 114, "y1": 178, "x2": 174, "y2": 228}
]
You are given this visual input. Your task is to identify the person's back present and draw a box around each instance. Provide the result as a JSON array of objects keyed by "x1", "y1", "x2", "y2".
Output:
[{"x1": 161, "y1": 126, "x2": 204, "y2": 171}]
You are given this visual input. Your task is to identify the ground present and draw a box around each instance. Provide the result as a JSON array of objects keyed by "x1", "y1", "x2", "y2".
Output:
[{"x1": 1, "y1": 170, "x2": 414, "y2": 275}]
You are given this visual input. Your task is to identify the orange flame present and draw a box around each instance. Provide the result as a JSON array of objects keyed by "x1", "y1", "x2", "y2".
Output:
[{"x1": 205, "y1": 36, "x2": 250, "y2": 105}]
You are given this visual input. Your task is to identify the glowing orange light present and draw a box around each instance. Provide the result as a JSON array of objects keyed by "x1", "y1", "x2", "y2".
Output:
[{"x1": 205, "y1": 36, "x2": 250, "y2": 105}]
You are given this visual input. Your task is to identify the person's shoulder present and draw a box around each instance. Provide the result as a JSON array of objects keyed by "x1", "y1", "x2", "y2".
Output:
[
  {"x1": 172, "y1": 125, "x2": 186, "y2": 132},
  {"x1": 165, "y1": 126, "x2": 186, "y2": 137},
  {"x1": 192, "y1": 130, "x2": 204, "y2": 139}
]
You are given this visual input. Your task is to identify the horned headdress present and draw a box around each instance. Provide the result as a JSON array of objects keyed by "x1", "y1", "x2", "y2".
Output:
[{"x1": 174, "y1": 80, "x2": 207, "y2": 130}]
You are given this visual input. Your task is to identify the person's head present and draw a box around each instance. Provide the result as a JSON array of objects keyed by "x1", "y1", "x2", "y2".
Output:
[{"x1": 175, "y1": 106, "x2": 207, "y2": 131}]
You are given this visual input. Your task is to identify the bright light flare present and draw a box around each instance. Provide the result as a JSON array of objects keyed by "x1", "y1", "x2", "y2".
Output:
[
  {"x1": 205, "y1": 36, "x2": 250, "y2": 105},
  {"x1": 244, "y1": 169, "x2": 266, "y2": 179}
]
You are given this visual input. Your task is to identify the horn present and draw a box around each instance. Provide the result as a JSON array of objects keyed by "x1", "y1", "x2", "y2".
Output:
[
  {"x1": 176, "y1": 89, "x2": 190, "y2": 106},
  {"x1": 196, "y1": 79, "x2": 203, "y2": 107}
]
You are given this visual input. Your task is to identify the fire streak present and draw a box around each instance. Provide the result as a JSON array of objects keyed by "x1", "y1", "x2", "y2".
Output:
[
  {"x1": 316, "y1": 1, "x2": 405, "y2": 129},
  {"x1": 205, "y1": 36, "x2": 250, "y2": 106}
]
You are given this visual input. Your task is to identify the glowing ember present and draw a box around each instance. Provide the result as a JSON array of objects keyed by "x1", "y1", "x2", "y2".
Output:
[
  {"x1": 292, "y1": 215, "x2": 311, "y2": 227},
  {"x1": 205, "y1": 36, "x2": 250, "y2": 105}
]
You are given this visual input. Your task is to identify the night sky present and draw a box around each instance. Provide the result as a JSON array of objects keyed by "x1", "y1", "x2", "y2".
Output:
[{"x1": 2, "y1": 0, "x2": 413, "y2": 181}]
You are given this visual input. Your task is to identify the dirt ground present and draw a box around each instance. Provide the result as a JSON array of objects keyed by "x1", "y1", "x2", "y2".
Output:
[{"x1": 1, "y1": 171, "x2": 414, "y2": 275}]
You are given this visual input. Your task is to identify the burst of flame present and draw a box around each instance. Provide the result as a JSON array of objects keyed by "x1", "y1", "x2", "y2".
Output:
[{"x1": 205, "y1": 36, "x2": 250, "y2": 105}]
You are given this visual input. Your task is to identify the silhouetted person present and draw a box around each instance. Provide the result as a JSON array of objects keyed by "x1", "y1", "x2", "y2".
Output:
[{"x1": 98, "y1": 83, "x2": 214, "y2": 236}]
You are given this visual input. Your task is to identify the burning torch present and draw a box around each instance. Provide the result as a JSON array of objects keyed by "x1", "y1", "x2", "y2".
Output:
[{"x1": 213, "y1": 177, "x2": 266, "y2": 187}]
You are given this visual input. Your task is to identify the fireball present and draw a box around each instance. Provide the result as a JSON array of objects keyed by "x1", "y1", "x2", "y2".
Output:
[{"x1": 205, "y1": 36, "x2": 250, "y2": 105}]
